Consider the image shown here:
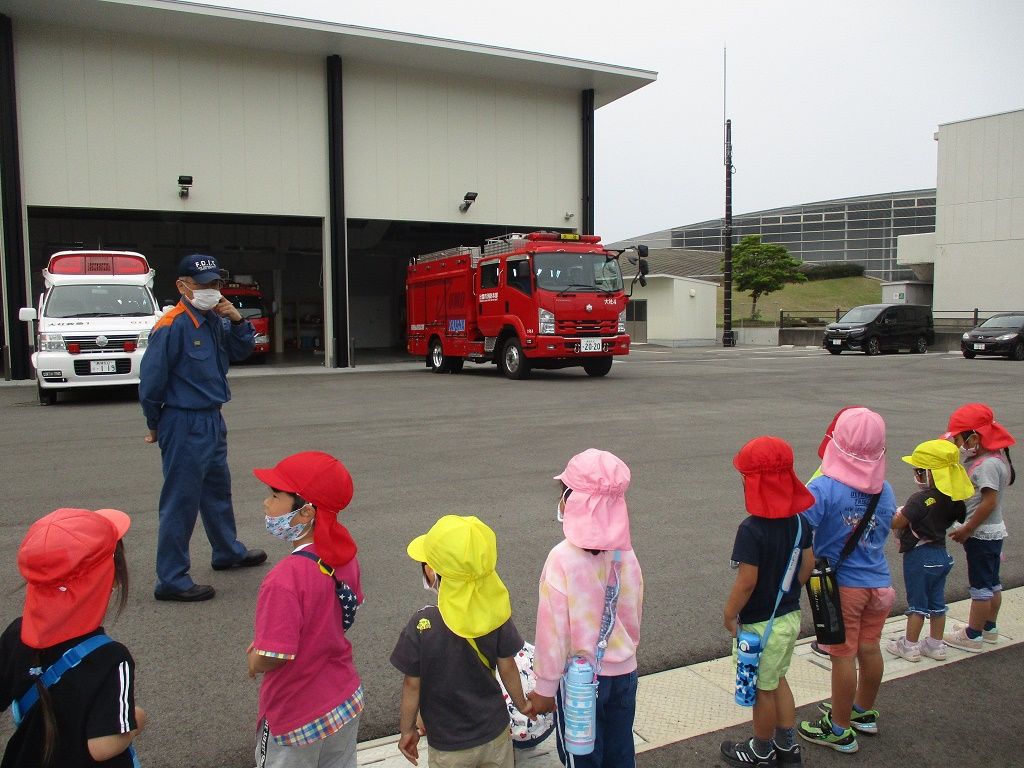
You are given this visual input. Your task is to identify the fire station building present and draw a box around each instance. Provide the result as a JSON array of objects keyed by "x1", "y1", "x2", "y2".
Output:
[{"x1": 0, "y1": 0, "x2": 655, "y2": 378}]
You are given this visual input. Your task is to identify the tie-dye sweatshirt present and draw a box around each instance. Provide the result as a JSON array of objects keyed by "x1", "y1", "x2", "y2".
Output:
[{"x1": 533, "y1": 540, "x2": 644, "y2": 697}]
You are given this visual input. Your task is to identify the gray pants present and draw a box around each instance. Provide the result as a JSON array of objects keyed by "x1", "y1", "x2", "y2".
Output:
[{"x1": 256, "y1": 715, "x2": 360, "y2": 768}]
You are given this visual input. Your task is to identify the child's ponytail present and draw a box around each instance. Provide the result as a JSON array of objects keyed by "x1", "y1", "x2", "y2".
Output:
[
  {"x1": 31, "y1": 651, "x2": 59, "y2": 768},
  {"x1": 1004, "y1": 448, "x2": 1016, "y2": 486}
]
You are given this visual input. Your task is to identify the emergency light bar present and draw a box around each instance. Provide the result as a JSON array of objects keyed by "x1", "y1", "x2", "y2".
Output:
[
  {"x1": 47, "y1": 251, "x2": 150, "y2": 276},
  {"x1": 525, "y1": 232, "x2": 601, "y2": 243}
]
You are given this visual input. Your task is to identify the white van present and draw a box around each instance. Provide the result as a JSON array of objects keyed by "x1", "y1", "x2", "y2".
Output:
[{"x1": 19, "y1": 251, "x2": 161, "y2": 405}]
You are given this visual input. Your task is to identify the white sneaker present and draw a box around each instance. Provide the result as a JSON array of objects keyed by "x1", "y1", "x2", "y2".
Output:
[
  {"x1": 944, "y1": 625, "x2": 983, "y2": 653},
  {"x1": 920, "y1": 639, "x2": 947, "y2": 660},
  {"x1": 886, "y1": 636, "x2": 921, "y2": 662},
  {"x1": 982, "y1": 627, "x2": 999, "y2": 644}
]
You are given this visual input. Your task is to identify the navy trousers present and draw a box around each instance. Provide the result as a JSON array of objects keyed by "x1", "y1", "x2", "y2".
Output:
[
  {"x1": 555, "y1": 670, "x2": 638, "y2": 768},
  {"x1": 156, "y1": 407, "x2": 247, "y2": 593}
]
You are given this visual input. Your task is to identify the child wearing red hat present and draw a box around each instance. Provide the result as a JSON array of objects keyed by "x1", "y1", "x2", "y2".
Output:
[
  {"x1": 1, "y1": 508, "x2": 146, "y2": 767},
  {"x1": 943, "y1": 403, "x2": 1017, "y2": 652},
  {"x1": 720, "y1": 436, "x2": 815, "y2": 768},
  {"x1": 248, "y1": 451, "x2": 364, "y2": 768}
]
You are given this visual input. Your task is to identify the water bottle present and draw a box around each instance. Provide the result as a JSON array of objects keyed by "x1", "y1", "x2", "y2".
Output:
[
  {"x1": 560, "y1": 655, "x2": 598, "y2": 755},
  {"x1": 806, "y1": 558, "x2": 845, "y2": 645},
  {"x1": 734, "y1": 630, "x2": 761, "y2": 707}
]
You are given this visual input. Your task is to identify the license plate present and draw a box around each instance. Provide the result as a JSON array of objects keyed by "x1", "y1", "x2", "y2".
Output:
[
  {"x1": 90, "y1": 360, "x2": 117, "y2": 373},
  {"x1": 580, "y1": 338, "x2": 603, "y2": 353},
  {"x1": 973, "y1": 343, "x2": 985, "y2": 350},
  {"x1": 831, "y1": 339, "x2": 842, "y2": 346}
]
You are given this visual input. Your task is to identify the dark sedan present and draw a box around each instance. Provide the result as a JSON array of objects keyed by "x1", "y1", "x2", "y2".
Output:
[{"x1": 961, "y1": 313, "x2": 1024, "y2": 360}]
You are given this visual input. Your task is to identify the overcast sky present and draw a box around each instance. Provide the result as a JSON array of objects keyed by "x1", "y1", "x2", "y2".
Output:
[{"x1": 191, "y1": 0, "x2": 1024, "y2": 244}]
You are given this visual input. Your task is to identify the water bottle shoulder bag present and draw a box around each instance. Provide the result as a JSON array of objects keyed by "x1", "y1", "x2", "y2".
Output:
[
  {"x1": 805, "y1": 492, "x2": 881, "y2": 645},
  {"x1": 290, "y1": 550, "x2": 359, "y2": 631}
]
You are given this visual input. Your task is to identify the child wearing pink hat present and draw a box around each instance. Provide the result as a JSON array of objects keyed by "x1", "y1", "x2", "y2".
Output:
[
  {"x1": 943, "y1": 403, "x2": 1017, "y2": 652},
  {"x1": 797, "y1": 408, "x2": 897, "y2": 755},
  {"x1": 720, "y1": 436, "x2": 815, "y2": 768},
  {"x1": 1, "y1": 508, "x2": 146, "y2": 767},
  {"x1": 528, "y1": 449, "x2": 644, "y2": 768}
]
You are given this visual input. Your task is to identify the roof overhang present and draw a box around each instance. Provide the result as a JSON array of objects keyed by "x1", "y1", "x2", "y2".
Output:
[{"x1": 0, "y1": 0, "x2": 657, "y2": 108}]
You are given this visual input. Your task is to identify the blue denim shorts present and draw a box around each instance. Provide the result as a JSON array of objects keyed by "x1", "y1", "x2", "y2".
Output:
[
  {"x1": 964, "y1": 537, "x2": 1004, "y2": 600},
  {"x1": 902, "y1": 545, "x2": 953, "y2": 616}
]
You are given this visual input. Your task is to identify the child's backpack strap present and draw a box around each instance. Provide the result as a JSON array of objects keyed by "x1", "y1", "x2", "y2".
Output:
[
  {"x1": 13, "y1": 634, "x2": 114, "y2": 726},
  {"x1": 290, "y1": 550, "x2": 360, "y2": 631}
]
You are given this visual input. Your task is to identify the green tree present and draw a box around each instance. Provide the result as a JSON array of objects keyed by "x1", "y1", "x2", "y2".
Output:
[{"x1": 724, "y1": 235, "x2": 806, "y2": 320}]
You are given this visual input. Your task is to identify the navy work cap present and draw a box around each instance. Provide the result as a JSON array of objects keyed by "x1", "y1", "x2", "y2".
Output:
[{"x1": 178, "y1": 254, "x2": 227, "y2": 283}]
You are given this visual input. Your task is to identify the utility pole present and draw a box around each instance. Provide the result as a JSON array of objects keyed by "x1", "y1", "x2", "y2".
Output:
[{"x1": 722, "y1": 50, "x2": 736, "y2": 347}]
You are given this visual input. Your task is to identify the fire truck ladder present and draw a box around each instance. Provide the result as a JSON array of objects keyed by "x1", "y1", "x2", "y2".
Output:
[
  {"x1": 481, "y1": 233, "x2": 532, "y2": 257},
  {"x1": 411, "y1": 246, "x2": 482, "y2": 267}
]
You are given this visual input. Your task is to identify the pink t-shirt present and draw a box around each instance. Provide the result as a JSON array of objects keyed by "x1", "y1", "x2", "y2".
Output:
[
  {"x1": 533, "y1": 541, "x2": 643, "y2": 697},
  {"x1": 253, "y1": 547, "x2": 363, "y2": 734}
]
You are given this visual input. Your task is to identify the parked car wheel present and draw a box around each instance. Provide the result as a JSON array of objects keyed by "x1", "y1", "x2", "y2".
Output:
[
  {"x1": 865, "y1": 337, "x2": 882, "y2": 356},
  {"x1": 962, "y1": 349, "x2": 976, "y2": 359},
  {"x1": 827, "y1": 347, "x2": 842, "y2": 355},
  {"x1": 1011, "y1": 342, "x2": 1024, "y2": 361},
  {"x1": 911, "y1": 335, "x2": 928, "y2": 354},
  {"x1": 38, "y1": 385, "x2": 57, "y2": 406}
]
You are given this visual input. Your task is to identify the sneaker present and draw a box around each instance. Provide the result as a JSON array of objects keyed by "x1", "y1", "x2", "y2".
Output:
[
  {"x1": 982, "y1": 627, "x2": 999, "y2": 644},
  {"x1": 920, "y1": 638, "x2": 947, "y2": 660},
  {"x1": 720, "y1": 737, "x2": 775, "y2": 768},
  {"x1": 774, "y1": 742, "x2": 803, "y2": 766},
  {"x1": 798, "y1": 713, "x2": 858, "y2": 753},
  {"x1": 809, "y1": 641, "x2": 831, "y2": 659},
  {"x1": 885, "y1": 636, "x2": 921, "y2": 662},
  {"x1": 944, "y1": 625, "x2": 984, "y2": 653},
  {"x1": 817, "y1": 702, "x2": 879, "y2": 735}
]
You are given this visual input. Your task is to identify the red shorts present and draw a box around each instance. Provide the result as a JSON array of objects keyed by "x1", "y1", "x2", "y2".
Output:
[{"x1": 820, "y1": 586, "x2": 896, "y2": 658}]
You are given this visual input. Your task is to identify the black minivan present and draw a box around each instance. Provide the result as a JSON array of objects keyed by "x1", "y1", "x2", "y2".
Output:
[{"x1": 823, "y1": 304, "x2": 934, "y2": 355}]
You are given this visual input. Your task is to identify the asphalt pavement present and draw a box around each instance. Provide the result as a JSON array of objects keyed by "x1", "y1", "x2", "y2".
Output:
[{"x1": 0, "y1": 344, "x2": 1020, "y2": 767}]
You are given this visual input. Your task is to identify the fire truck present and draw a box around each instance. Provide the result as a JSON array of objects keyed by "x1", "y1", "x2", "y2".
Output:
[
  {"x1": 221, "y1": 278, "x2": 271, "y2": 361},
  {"x1": 406, "y1": 232, "x2": 648, "y2": 378},
  {"x1": 18, "y1": 251, "x2": 161, "y2": 405}
]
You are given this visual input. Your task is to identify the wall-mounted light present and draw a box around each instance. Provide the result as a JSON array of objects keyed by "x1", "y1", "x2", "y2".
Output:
[
  {"x1": 178, "y1": 175, "x2": 193, "y2": 198},
  {"x1": 564, "y1": 212, "x2": 575, "y2": 221},
  {"x1": 459, "y1": 191, "x2": 478, "y2": 213}
]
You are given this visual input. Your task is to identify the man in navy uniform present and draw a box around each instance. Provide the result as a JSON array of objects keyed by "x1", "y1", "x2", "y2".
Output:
[{"x1": 140, "y1": 254, "x2": 266, "y2": 602}]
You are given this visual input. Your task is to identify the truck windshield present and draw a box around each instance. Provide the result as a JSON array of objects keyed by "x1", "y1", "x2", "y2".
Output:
[
  {"x1": 838, "y1": 306, "x2": 883, "y2": 324},
  {"x1": 44, "y1": 284, "x2": 155, "y2": 318},
  {"x1": 225, "y1": 294, "x2": 265, "y2": 319},
  {"x1": 533, "y1": 252, "x2": 623, "y2": 292}
]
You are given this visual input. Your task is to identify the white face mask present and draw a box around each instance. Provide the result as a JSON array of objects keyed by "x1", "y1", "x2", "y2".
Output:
[
  {"x1": 421, "y1": 571, "x2": 438, "y2": 593},
  {"x1": 189, "y1": 288, "x2": 222, "y2": 311},
  {"x1": 556, "y1": 488, "x2": 571, "y2": 522},
  {"x1": 265, "y1": 505, "x2": 311, "y2": 542},
  {"x1": 913, "y1": 469, "x2": 932, "y2": 489}
]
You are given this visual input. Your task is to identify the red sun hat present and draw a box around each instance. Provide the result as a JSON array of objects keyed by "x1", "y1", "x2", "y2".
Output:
[
  {"x1": 253, "y1": 451, "x2": 358, "y2": 567},
  {"x1": 734, "y1": 436, "x2": 816, "y2": 519},
  {"x1": 18, "y1": 508, "x2": 131, "y2": 649},
  {"x1": 944, "y1": 403, "x2": 1016, "y2": 450}
]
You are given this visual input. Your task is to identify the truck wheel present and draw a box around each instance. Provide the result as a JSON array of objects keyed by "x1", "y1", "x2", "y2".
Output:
[
  {"x1": 864, "y1": 337, "x2": 881, "y2": 356},
  {"x1": 582, "y1": 356, "x2": 613, "y2": 377},
  {"x1": 38, "y1": 385, "x2": 57, "y2": 406},
  {"x1": 910, "y1": 335, "x2": 928, "y2": 354},
  {"x1": 429, "y1": 340, "x2": 451, "y2": 373},
  {"x1": 499, "y1": 338, "x2": 530, "y2": 379}
]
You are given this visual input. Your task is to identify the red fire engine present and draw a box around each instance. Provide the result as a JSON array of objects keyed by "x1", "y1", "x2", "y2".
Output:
[
  {"x1": 406, "y1": 232, "x2": 648, "y2": 378},
  {"x1": 221, "y1": 279, "x2": 270, "y2": 361}
]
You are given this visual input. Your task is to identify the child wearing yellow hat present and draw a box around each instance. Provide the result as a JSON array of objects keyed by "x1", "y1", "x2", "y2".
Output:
[
  {"x1": 390, "y1": 515, "x2": 532, "y2": 768},
  {"x1": 887, "y1": 440, "x2": 974, "y2": 662}
]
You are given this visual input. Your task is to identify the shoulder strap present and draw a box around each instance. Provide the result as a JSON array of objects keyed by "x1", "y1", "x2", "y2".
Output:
[
  {"x1": 466, "y1": 637, "x2": 493, "y2": 669},
  {"x1": 593, "y1": 550, "x2": 623, "y2": 674},
  {"x1": 291, "y1": 548, "x2": 336, "y2": 577},
  {"x1": 13, "y1": 634, "x2": 115, "y2": 726},
  {"x1": 836, "y1": 492, "x2": 881, "y2": 569},
  {"x1": 753, "y1": 516, "x2": 803, "y2": 651}
]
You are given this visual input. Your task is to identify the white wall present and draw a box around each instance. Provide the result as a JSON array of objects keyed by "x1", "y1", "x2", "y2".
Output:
[
  {"x1": 642, "y1": 276, "x2": 716, "y2": 344},
  {"x1": 342, "y1": 61, "x2": 581, "y2": 227},
  {"x1": 15, "y1": 22, "x2": 328, "y2": 217},
  {"x1": 933, "y1": 109, "x2": 1024, "y2": 317}
]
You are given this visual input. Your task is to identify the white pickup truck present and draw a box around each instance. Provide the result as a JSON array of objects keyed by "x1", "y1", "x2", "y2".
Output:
[{"x1": 19, "y1": 251, "x2": 161, "y2": 405}]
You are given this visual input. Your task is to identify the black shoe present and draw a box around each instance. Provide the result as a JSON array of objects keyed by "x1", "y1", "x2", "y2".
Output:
[
  {"x1": 774, "y1": 742, "x2": 803, "y2": 765},
  {"x1": 155, "y1": 584, "x2": 216, "y2": 602},
  {"x1": 809, "y1": 641, "x2": 831, "y2": 658},
  {"x1": 212, "y1": 549, "x2": 268, "y2": 571},
  {"x1": 720, "y1": 738, "x2": 775, "y2": 768}
]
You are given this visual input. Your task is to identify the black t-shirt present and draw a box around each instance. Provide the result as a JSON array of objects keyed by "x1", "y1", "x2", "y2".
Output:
[
  {"x1": 897, "y1": 489, "x2": 967, "y2": 553},
  {"x1": 1, "y1": 619, "x2": 138, "y2": 768},
  {"x1": 390, "y1": 606, "x2": 523, "y2": 751},
  {"x1": 730, "y1": 515, "x2": 813, "y2": 624}
]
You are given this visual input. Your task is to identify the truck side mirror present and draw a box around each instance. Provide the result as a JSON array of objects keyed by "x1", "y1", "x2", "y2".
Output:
[
  {"x1": 639, "y1": 275, "x2": 647, "y2": 288},
  {"x1": 19, "y1": 307, "x2": 37, "y2": 322},
  {"x1": 636, "y1": 244, "x2": 649, "y2": 258},
  {"x1": 639, "y1": 258, "x2": 649, "y2": 276}
]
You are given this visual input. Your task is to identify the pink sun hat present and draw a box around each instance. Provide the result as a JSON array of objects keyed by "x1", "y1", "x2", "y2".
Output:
[
  {"x1": 820, "y1": 407, "x2": 887, "y2": 494},
  {"x1": 554, "y1": 449, "x2": 632, "y2": 551}
]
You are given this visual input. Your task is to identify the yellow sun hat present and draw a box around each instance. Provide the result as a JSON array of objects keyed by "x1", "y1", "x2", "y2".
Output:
[
  {"x1": 406, "y1": 515, "x2": 511, "y2": 639},
  {"x1": 901, "y1": 439, "x2": 975, "y2": 501}
]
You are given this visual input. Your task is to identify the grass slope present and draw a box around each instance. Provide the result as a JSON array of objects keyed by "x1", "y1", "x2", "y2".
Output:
[{"x1": 717, "y1": 276, "x2": 883, "y2": 324}]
